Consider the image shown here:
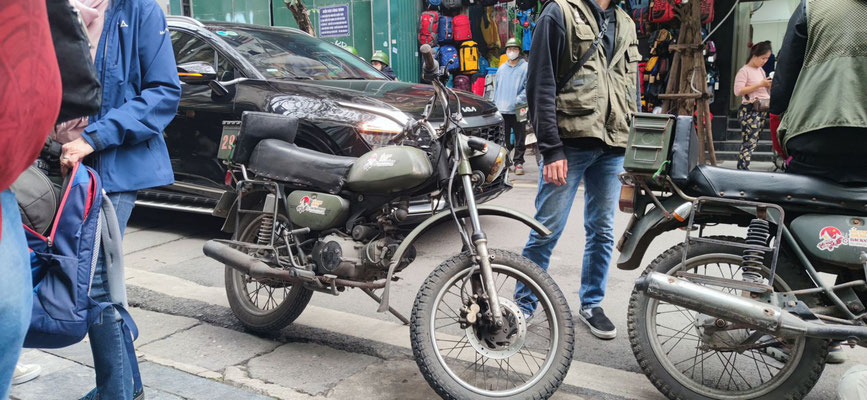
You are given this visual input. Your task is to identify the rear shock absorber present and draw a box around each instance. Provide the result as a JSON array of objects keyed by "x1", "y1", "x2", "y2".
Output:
[
  {"x1": 257, "y1": 194, "x2": 278, "y2": 246},
  {"x1": 742, "y1": 218, "x2": 771, "y2": 283}
]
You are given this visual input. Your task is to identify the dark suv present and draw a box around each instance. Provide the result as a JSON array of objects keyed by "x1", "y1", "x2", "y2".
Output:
[{"x1": 139, "y1": 16, "x2": 508, "y2": 219}]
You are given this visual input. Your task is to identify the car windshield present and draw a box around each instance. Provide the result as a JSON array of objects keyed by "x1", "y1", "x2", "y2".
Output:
[{"x1": 207, "y1": 26, "x2": 385, "y2": 81}]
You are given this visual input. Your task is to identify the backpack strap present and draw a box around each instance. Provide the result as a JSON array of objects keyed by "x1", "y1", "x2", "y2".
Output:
[{"x1": 556, "y1": 15, "x2": 609, "y2": 93}]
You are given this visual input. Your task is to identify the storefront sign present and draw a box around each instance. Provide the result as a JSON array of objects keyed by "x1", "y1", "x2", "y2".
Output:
[{"x1": 319, "y1": 5, "x2": 350, "y2": 38}]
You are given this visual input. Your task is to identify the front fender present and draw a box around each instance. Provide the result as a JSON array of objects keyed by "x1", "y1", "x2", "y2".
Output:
[
  {"x1": 617, "y1": 196, "x2": 689, "y2": 270},
  {"x1": 376, "y1": 204, "x2": 550, "y2": 312}
]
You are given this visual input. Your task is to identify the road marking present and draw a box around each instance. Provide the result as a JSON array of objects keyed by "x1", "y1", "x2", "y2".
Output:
[{"x1": 126, "y1": 267, "x2": 664, "y2": 399}]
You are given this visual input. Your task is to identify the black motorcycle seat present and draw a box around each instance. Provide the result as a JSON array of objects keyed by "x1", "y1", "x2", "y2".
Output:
[
  {"x1": 686, "y1": 165, "x2": 867, "y2": 213},
  {"x1": 248, "y1": 139, "x2": 356, "y2": 194}
]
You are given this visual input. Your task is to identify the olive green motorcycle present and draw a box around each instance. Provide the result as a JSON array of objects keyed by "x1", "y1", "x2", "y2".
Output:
[{"x1": 202, "y1": 45, "x2": 574, "y2": 399}]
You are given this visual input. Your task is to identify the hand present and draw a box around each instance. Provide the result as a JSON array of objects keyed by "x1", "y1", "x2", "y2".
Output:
[
  {"x1": 761, "y1": 78, "x2": 773, "y2": 88},
  {"x1": 542, "y1": 159, "x2": 568, "y2": 186},
  {"x1": 60, "y1": 137, "x2": 94, "y2": 175}
]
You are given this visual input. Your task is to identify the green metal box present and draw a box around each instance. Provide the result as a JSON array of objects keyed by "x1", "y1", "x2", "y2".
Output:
[{"x1": 624, "y1": 113, "x2": 677, "y2": 174}]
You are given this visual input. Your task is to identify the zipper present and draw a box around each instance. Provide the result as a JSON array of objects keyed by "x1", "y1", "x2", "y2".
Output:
[
  {"x1": 88, "y1": 204, "x2": 102, "y2": 294},
  {"x1": 48, "y1": 163, "x2": 81, "y2": 247}
]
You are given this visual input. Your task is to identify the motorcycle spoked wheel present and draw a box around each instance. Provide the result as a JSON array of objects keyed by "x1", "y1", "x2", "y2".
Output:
[
  {"x1": 411, "y1": 249, "x2": 574, "y2": 400},
  {"x1": 225, "y1": 213, "x2": 313, "y2": 333},
  {"x1": 628, "y1": 236, "x2": 829, "y2": 400}
]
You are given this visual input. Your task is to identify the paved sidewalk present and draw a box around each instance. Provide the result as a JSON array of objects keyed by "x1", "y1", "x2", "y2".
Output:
[{"x1": 10, "y1": 307, "x2": 585, "y2": 400}]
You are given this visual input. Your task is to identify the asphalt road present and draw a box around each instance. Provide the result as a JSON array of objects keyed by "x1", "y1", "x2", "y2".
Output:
[{"x1": 124, "y1": 159, "x2": 864, "y2": 399}]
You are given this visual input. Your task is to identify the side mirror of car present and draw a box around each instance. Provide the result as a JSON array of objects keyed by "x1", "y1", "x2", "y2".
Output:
[{"x1": 177, "y1": 61, "x2": 217, "y2": 84}]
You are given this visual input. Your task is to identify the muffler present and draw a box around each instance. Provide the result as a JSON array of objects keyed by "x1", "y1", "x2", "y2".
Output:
[
  {"x1": 203, "y1": 240, "x2": 293, "y2": 281},
  {"x1": 635, "y1": 272, "x2": 867, "y2": 343}
]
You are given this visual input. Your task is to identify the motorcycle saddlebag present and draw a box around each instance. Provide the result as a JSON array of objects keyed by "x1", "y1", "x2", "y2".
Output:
[
  {"x1": 669, "y1": 116, "x2": 700, "y2": 186},
  {"x1": 623, "y1": 113, "x2": 676, "y2": 175}
]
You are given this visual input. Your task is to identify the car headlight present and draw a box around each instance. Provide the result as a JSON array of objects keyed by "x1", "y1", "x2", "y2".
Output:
[{"x1": 358, "y1": 116, "x2": 404, "y2": 148}]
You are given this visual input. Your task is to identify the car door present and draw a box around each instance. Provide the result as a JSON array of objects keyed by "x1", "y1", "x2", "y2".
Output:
[{"x1": 164, "y1": 29, "x2": 239, "y2": 199}]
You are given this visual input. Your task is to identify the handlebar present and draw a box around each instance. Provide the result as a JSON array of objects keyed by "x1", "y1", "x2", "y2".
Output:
[{"x1": 420, "y1": 44, "x2": 438, "y2": 81}]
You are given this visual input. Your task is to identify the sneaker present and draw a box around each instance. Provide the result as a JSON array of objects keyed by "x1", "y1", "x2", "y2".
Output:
[
  {"x1": 12, "y1": 363, "x2": 40, "y2": 385},
  {"x1": 515, "y1": 164, "x2": 524, "y2": 175},
  {"x1": 578, "y1": 307, "x2": 617, "y2": 340}
]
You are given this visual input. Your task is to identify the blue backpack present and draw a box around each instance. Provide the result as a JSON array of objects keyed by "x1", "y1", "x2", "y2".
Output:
[
  {"x1": 21, "y1": 163, "x2": 142, "y2": 392},
  {"x1": 438, "y1": 45, "x2": 460, "y2": 71},
  {"x1": 427, "y1": 0, "x2": 443, "y2": 8},
  {"x1": 437, "y1": 16, "x2": 453, "y2": 43},
  {"x1": 477, "y1": 57, "x2": 490, "y2": 76}
]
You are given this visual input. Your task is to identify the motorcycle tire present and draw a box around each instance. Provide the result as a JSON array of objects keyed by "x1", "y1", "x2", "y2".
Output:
[
  {"x1": 411, "y1": 249, "x2": 574, "y2": 400},
  {"x1": 225, "y1": 213, "x2": 313, "y2": 333},
  {"x1": 628, "y1": 236, "x2": 828, "y2": 400}
]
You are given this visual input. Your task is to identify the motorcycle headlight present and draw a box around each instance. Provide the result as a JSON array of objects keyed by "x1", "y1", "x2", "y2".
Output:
[
  {"x1": 358, "y1": 116, "x2": 404, "y2": 148},
  {"x1": 469, "y1": 140, "x2": 509, "y2": 184}
]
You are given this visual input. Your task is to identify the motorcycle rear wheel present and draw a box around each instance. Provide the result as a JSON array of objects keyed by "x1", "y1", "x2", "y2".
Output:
[
  {"x1": 411, "y1": 249, "x2": 574, "y2": 400},
  {"x1": 225, "y1": 213, "x2": 313, "y2": 333},
  {"x1": 628, "y1": 236, "x2": 828, "y2": 400}
]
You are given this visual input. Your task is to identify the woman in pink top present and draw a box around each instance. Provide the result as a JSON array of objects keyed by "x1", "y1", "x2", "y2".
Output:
[{"x1": 733, "y1": 41, "x2": 773, "y2": 170}]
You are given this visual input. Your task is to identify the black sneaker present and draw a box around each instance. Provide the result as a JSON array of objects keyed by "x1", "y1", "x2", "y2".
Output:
[{"x1": 578, "y1": 307, "x2": 617, "y2": 340}]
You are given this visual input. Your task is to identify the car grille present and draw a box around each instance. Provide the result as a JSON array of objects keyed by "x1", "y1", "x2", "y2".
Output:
[{"x1": 465, "y1": 124, "x2": 505, "y2": 146}]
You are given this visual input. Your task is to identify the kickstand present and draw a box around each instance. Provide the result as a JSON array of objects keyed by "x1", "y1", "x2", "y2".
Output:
[{"x1": 362, "y1": 288, "x2": 410, "y2": 325}]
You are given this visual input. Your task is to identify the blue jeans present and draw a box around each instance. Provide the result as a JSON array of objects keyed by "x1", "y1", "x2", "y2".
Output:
[
  {"x1": 88, "y1": 191, "x2": 137, "y2": 399},
  {"x1": 516, "y1": 147, "x2": 624, "y2": 313},
  {"x1": 0, "y1": 190, "x2": 33, "y2": 399}
]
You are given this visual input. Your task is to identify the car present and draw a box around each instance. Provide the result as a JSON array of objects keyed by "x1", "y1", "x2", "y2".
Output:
[{"x1": 137, "y1": 16, "x2": 509, "y2": 221}]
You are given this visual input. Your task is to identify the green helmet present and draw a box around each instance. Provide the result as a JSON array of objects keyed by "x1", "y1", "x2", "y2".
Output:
[
  {"x1": 343, "y1": 45, "x2": 359, "y2": 56},
  {"x1": 371, "y1": 50, "x2": 389, "y2": 66},
  {"x1": 505, "y1": 38, "x2": 521, "y2": 50}
]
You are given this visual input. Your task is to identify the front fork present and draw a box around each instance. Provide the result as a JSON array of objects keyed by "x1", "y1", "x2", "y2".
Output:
[{"x1": 460, "y1": 171, "x2": 505, "y2": 327}]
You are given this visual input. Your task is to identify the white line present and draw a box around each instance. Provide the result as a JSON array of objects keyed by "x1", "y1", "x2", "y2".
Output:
[{"x1": 126, "y1": 267, "x2": 663, "y2": 399}]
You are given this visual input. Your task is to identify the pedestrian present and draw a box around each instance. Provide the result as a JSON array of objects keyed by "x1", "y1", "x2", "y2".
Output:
[
  {"x1": 0, "y1": 0, "x2": 63, "y2": 397},
  {"x1": 371, "y1": 50, "x2": 397, "y2": 80},
  {"x1": 733, "y1": 41, "x2": 772, "y2": 170},
  {"x1": 838, "y1": 365, "x2": 867, "y2": 400},
  {"x1": 514, "y1": 0, "x2": 639, "y2": 340},
  {"x1": 58, "y1": 0, "x2": 181, "y2": 398},
  {"x1": 493, "y1": 38, "x2": 528, "y2": 175}
]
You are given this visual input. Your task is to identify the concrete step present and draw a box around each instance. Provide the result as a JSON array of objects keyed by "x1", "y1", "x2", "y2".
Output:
[
  {"x1": 713, "y1": 140, "x2": 774, "y2": 153},
  {"x1": 715, "y1": 150, "x2": 775, "y2": 162},
  {"x1": 724, "y1": 128, "x2": 773, "y2": 142}
]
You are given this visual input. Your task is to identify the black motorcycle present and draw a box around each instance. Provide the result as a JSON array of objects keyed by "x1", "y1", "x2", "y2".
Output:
[{"x1": 202, "y1": 45, "x2": 575, "y2": 399}]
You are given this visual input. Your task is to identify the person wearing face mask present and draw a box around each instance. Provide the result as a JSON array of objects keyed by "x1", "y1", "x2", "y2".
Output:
[{"x1": 493, "y1": 38, "x2": 529, "y2": 174}]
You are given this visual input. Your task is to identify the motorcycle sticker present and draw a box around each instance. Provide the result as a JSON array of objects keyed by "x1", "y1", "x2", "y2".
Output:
[
  {"x1": 847, "y1": 227, "x2": 867, "y2": 248},
  {"x1": 363, "y1": 153, "x2": 397, "y2": 171},
  {"x1": 816, "y1": 226, "x2": 867, "y2": 252},
  {"x1": 296, "y1": 195, "x2": 327, "y2": 215}
]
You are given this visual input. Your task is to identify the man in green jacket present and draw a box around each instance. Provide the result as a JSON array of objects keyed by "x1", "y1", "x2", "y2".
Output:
[{"x1": 515, "y1": 0, "x2": 639, "y2": 340}]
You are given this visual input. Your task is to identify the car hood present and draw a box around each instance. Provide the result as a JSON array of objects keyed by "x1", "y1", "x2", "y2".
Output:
[{"x1": 262, "y1": 79, "x2": 497, "y2": 119}]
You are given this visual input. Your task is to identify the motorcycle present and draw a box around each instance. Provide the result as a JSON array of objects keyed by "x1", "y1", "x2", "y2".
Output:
[
  {"x1": 617, "y1": 113, "x2": 867, "y2": 399},
  {"x1": 202, "y1": 45, "x2": 574, "y2": 399}
]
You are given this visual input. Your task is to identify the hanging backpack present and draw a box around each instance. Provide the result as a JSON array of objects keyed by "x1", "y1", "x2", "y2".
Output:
[
  {"x1": 437, "y1": 16, "x2": 453, "y2": 43},
  {"x1": 419, "y1": 11, "x2": 440, "y2": 46},
  {"x1": 701, "y1": 0, "x2": 714, "y2": 24},
  {"x1": 439, "y1": 45, "x2": 460, "y2": 71},
  {"x1": 443, "y1": 0, "x2": 462, "y2": 10},
  {"x1": 454, "y1": 75, "x2": 471, "y2": 92},
  {"x1": 650, "y1": 0, "x2": 675, "y2": 23},
  {"x1": 459, "y1": 41, "x2": 480, "y2": 74},
  {"x1": 427, "y1": 0, "x2": 443, "y2": 8},
  {"x1": 453, "y1": 14, "x2": 473, "y2": 41},
  {"x1": 471, "y1": 75, "x2": 486, "y2": 96},
  {"x1": 16, "y1": 163, "x2": 142, "y2": 391},
  {"x1": 478, "y1": 57, "x2": 490, "y2": 75}
]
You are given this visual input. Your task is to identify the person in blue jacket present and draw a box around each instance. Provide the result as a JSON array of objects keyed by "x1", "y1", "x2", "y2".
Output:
[{"x1": 60, "y1": 0, "x2": 181, "y2": 398}]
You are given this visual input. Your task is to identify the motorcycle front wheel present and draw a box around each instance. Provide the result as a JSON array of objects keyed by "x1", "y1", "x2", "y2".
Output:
[
  {"x1": 628, "y1": 236, "x2": 828, "y2": 400},
  {"x1": 411, "y1": 249, "x2": 574, "y2": 400}
]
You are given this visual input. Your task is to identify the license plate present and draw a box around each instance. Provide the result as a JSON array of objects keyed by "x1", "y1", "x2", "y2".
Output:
[{"x1": 217, "y1": 121, "x2": 241, "y2": 160}]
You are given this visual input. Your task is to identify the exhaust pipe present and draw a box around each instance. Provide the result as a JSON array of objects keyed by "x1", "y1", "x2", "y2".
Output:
[
  {"x1": 203, "y1": 240, "x2": 293, "y2": 281},
  {"x1": 636, "y1": 272, "x2": 867, "y2": 343}
]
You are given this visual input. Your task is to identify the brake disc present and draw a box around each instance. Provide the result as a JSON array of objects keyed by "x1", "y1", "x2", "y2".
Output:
[{"x1": 465, "y1": 298, "x2": 527, "y2": 360}]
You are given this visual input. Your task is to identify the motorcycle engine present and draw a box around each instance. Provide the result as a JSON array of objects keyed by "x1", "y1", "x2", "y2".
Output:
[{"x1": 311, "y1": 234, "x2": 417, "y2": 281}]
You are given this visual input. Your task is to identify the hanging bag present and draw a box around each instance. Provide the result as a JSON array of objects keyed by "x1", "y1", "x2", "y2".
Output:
[
  {"x1": 650, "y1": 0, "x2": 675, "y2": 24},
  {"x1": 437, "y1": 16, "x2": 454, "y2": 43},
  {"x1": 459, "y1": 41, "x2": 480, "y2": 74},
  {"x1": 453, "y1": 14, "x2": 473, "y2": 41},
  {"x1": 419, "y1": 11, "x2": 440, "y2": 46}
]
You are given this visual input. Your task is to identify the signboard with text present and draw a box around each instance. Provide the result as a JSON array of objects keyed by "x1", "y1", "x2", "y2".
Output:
[{"x1": 318, "y1": 4, "x2": 350, "y2": 38}]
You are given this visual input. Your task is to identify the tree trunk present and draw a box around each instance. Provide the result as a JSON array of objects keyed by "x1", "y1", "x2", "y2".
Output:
[{"x1": 284, "y1": 0, "x2": 315, "y2": 36}]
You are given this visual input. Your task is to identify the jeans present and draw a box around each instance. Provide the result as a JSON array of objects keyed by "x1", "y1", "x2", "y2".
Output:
[
  {"x1": 503, "y1": 113, "x2": 527, "y2": 165},
  {"x1": 0, "y1": 190, "x2": 33, "y2": 399},
  {"x1": 88, "y1": 191, "x2": 137, "y2": 399},
  {"x1": 516, "y1": 147, "x2": 624, "y2": 313}
]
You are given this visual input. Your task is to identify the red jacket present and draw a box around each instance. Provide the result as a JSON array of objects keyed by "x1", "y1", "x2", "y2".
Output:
[{"x1": 0, "y1": 0, "x2": 62, "y2": 233}]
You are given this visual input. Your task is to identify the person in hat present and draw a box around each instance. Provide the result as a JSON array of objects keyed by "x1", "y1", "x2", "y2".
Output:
[
  {"x1": 493, "y1": 38, "x2": 528, "y2": 174},
  {"x1": 371, "y1": 50, "x2": 397, "y2": 80},
  {"x1": 343, "y1": 45, "x2": 365, "y2": 62}
]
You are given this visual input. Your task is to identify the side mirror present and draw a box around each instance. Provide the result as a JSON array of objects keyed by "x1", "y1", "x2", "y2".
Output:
[{"x1": 177, "y1": 61, "x2": 217, "y2": 84}]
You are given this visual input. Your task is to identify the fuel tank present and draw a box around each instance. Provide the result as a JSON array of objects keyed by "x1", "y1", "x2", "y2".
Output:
[
  {"x1": 287, "y1": 191, "x2": 350, "y2": 231},
  {"x1": 345, "y1": 146, "x2": 433, "y2": 193},
  {"x1": 791, "y1": 214, "x2": 867, "y2": 269}
]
